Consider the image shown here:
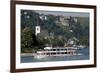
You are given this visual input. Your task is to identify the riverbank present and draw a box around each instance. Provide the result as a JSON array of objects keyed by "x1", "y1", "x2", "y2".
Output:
[{"x1": 21, "y1": 53, "x2": 35, "y2": 56}]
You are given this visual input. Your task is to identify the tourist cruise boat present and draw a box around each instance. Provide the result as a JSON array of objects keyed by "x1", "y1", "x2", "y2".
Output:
[{"x1": 34, "y1": 47, "x2": 82, "y2": 58}]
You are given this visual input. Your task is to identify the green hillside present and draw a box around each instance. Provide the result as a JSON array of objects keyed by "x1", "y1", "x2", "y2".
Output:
[{"x1": 21, "y1": 10, "x2": 89, "y2": 53}]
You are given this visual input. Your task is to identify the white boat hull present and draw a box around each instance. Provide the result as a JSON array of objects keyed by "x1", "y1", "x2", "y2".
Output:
[{"x1": 34, "y1": 53, "x2": 82, "y2": 59}]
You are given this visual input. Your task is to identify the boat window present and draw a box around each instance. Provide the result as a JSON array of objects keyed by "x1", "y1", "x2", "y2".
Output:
[
  {"x1": 53, "y1": 53, "x2": 56, "y2": 54},
  {"x1": 61, "y1": 52, "x2": 64, "y2": 54},
  {"x1": 52, "y1": 49, "x2": 56, "y2": 51},
  {"x1": 57, "y1": 49, "x2": 60, "y2": 51},
  {"x1": 57, "y1": 52, "x2": 60, "y2": 54}
]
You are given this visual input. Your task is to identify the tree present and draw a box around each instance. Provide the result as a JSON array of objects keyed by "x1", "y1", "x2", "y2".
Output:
[
  {"x1": 21, "y1": 27, "x2": 33, "y2": 49},
  {"x1": 21, "y1": 10, "x2": 40, "y2": 29}
]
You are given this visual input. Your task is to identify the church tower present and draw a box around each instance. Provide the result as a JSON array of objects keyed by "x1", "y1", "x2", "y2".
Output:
[{"x1": 35, "y1": 26, "x2": 40, "y2": 36}]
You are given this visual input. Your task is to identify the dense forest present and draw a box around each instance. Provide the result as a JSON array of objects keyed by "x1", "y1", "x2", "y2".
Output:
[{"x1": 21, "y1": 10, "x2": 89, "y2": 53}]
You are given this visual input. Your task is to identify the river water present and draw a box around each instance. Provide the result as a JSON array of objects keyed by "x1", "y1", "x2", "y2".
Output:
[{"x1": 21, "y1": 48, "x2": 89, "y2": 63}]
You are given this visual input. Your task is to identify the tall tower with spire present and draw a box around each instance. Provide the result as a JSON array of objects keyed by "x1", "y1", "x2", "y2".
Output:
[{"x1": 35, "y1": 15, "x2": 40, "y2": 36}]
